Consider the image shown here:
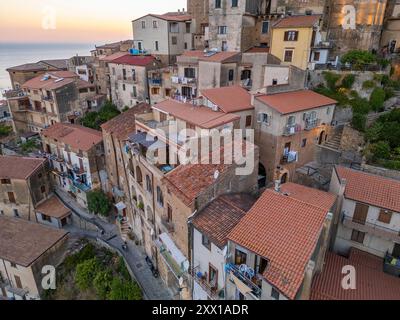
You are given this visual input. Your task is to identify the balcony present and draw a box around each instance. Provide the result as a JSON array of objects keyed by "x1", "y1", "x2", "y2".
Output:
[
  {"x1": 136, "y1": 114, "x2": 173, "y2": 131},
  {"x1": 225, "y1": 263, "x2": 262, "y2": 299},
  {"x1": 41, "y1": 95, "x2": 53, "y2": 102},
  {"x1": 190, "y1": 266, "x2": 224, "y2": 300},
  {"x1": 304, "y1": 118, "x2": 321, "y2": 130},
  {"x1": 384, "y1": 253, "x2": 400, "y2": 277},
  {"x1": 150, "y1": 78, "x2": 162, "y2": 86},
  {"x1": 342, "y1": 214, "x2": 400, "y2": 243},
  {"x1": 283, "y1": 124, "x2": 299, "y2": 136},
  {"x1": 241, "y1": 78, "x2": 252, "y2": 89},
  {"x1": 171, "y1": 76, "x2": 197, "y2": 85},
  {"x1": 281, "y1": 151, "x2": 298, "y2": 164}
]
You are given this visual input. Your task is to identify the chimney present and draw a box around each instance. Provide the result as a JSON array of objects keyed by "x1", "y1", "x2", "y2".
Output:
[{"x1": 274, "y1": 180, "x2": 281, "y2": 193}]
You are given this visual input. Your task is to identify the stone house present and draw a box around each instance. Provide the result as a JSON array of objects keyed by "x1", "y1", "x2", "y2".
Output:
[
  {"x1": 329, "y1": 166, "x2": 400, "y2": 260},
  {"x1": 226, "y1": 182, "x2": 336, "y2": 300},
  {"x1": 0, "y1": 216, "x2": 68, "y2": 300},
  {"x1": 0, "y1": 156, "x2": 50, "y2": 222},
  {"x1": 187, "y1": 0, "x2": 210, "y2": 49},
  {"x1": 254, "y1": 89, "x2": 337, "y2": 186},
  {"x1": 41, "y1": 123, "x2": 105, "y2": 209}
]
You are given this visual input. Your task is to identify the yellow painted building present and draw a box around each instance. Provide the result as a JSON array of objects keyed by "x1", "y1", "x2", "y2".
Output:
[{"x1": 271, "y1": 15, "x2": 322, "y2": 70}]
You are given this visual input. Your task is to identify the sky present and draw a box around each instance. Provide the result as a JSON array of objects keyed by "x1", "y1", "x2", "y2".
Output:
[{"x1": 0, "y1": 0, "x2": 187, "y2": 44}]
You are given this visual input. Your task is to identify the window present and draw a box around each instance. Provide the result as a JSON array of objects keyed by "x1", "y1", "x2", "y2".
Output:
[
  {"x1": 262, "y1": 21, "x2": 269, "y2": 34},
  {"x1": 145, "y1": 175, "x2": 152, "y2": 193},
  {"x1": 378, "y1": 209, "x2": 393, "y2": 224},
  {"x1": 136, "y1": 166, "x2": 143, "y2": 185},
  {"x1": 141, "y1": 21, "x2": 146, "y2": 29},
  {"x1": 246, "y1": 115, "x2": 252, "y2": 127},
  {"x1": 14, "y1": 275, "x2": 23, "y2": 289},
  {"x1": 138, "y1": 42, "x2": 143, "y2": 51},
  {"x1": 272, "y1": 78, "x2": 278, "y2": 85},
  {"x1": 228, "y1": 69, "x2": 234, "y2": 82},
  {"x1": 133, "y1": 86, "x2": 137, "y2": 97},
  {"x1": 170, "y1": 23, "x2": 179, "y2": 33},
  {"x1": 202, "y1": 235, "x2": 211, "y2": 250},
  {"x1": 258, "y1": 257, "x2": 268, "y2": 274},
  {"x1": 287, "y1": 115, "x2": 296, "y2": 126},
  {"x1": 313, "y1": 51, "x2": 321, "y2": 61},
  {"x1": 222, "y1": 41, "x2": 228, "y2": 51},
  {"x1": 151, "y1": 87, "x2": 160, "y2": 95},
  {"x1": 13, "y1": 209, "x2": 19, "y2": 217},
  {"x1": 186, "y1": 23, "x2": 191, "y2": 33},
  {"x1": 235, "y1": 249, "x2": 247, "y2": 265},
  {"x1": 209, "y1": 264, "x2": 218, "y2": 287},
  {"x1": 215, "y1": 0, "x2": 221, "y2": 8},
  {"x1": 271, "y1": 287, "x2": 280, "y2": 300},
  {"x1": 1, "y1": 179, "x2": 11, "y2": 185},
  {"x1": 218, "y1": 26, "x2": 227, "y2": 34},
  {"x1": 301, "y1": 138, "x2": 307, "y2": 148},
  {"x1": 171, "y1": 36, "x2": 178, "y2": 45},
  {"x1": 122, "y1": 84, "x2": 126, "y2": 91},
  {"x1": 284, "y1": 49, "x2": 294, "y2": 62},
  {"x1": 153, "y1": 20, "x2": 158, "y2": 28},
  {"x1": 155, "y1": 41, "x2": 159, "y2": 51},
  {"x1": 8, "y1": 192, "x2": 16, "y2": 204},
  {"x1": 184, "y1": 42, "x2": 188, "y2": 50},
  {"x1": 157, "y1": 187, "x2": 164, "y2": 207},
  {"x1": 41, "y1": 214, "x2": 51, "y2": 222},
  {"x1": 167, "y1": 205, "x2": 173, "y2": 223},
  {"x1": 351, "y1": 230, "x2": 366, "y2": 244},
  {"x1": 184, "y1": 68, "x2": 195, "y2": 79},
  {"x1": 284, "y1": 31, "x2": 299, "y2": 41},
  {"x1": 258, "y1": 113, "x2": 269, "y2": 124},
  {"x1": 232, "y1": 0, "x2": 238, "y2": 7},
  {"x1": 11, "y1": 262, "x2": 17, "y2": 268}
]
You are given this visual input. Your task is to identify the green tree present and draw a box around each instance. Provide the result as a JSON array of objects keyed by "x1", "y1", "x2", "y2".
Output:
[
  {"x1": 341, "y1": 74, "x2": 356, "y2": 89},
  {"x1": 351, "y1": 113, "x2": 367, "y2": 132},
  {"x1": 87, "y1": 190, "x2": 111, "y2": 217},
  {"x1": 370, "y1": 141, "x2": 391, "y2": 160},
  {"x1": 80, "y1": 101, "x2": 121, "y2": 130},
  {"x1": 323, "y1": 72, "x2": 341, "y2": 91},
  {"x1": 0, "y1": 124, "x2": 12, "y2": 137},
  {"x1": 75, "y1": 258, "x2": 100, "y2": 290},
  {"x1": 80, "y1": 112, "x2": 99, "y2": 130},
  {"x1": 20, "y1": 140, "x2": 38, "y2": 153},
  {"x1": 350, "y1": 97, "x2": 370, "y2": 115},
  {"x1": 370, "y1": 88, "x2": 386, "y2": 112},
  {"x1": 341, "y1": 50, "x2": 376, "y2": 69},
  {"x1": 107, "y1": 277, "x2": 142, "y2": 300},
  {"x1": 93, "y1": 269, "x2": 113, "y2": 299}
]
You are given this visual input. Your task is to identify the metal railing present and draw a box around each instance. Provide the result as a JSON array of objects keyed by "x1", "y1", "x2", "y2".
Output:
[
  {"x1": 283, "y1": 124, "x2": 298, "y2": 136},
  {"x1": 304, "y1": 118, "x2": 320, "y2": 130},
  {"x1": 189, "y1": 266, "x2": 223, "y2": 300}
]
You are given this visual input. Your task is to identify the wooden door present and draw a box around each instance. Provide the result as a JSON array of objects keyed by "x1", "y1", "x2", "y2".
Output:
[
  {"x1": 14, "y1": 275, "x2": 22, "y2": 289},
  {"x1": 7, "y1": 192, "x2": 16, "y2": 204},
  {"x1": 353, "y1": 203, "x2": 369, "y2": 225}
]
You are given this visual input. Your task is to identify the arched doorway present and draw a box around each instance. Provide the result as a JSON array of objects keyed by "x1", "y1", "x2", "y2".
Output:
[
  {"x1": 258, "y1": 163, "x2": 267, "y2": 189},
  {"x1": 318, "y1": 131, "x2": 326, "y2": 145}
]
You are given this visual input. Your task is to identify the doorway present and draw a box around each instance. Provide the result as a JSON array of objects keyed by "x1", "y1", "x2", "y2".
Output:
[
  {"x1": 318, "y1": 131, "x2": 326, "y2": 145},
  {"x1": 258, "y1": 163, "x2": 267, "y2": 189}
]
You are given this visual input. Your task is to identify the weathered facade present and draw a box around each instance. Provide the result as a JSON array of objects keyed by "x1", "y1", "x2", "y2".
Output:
[{"x1": 188, "y1": 0, "x2": 210, "y2": 49}]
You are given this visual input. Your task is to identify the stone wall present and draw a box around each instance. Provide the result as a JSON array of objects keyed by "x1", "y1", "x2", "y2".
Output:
[
  {"x1": 362, "y1": 163, "x2": 400, "y2": 181},
  {"x1": 340, "y1": 125, "x2": 365, "y2": 152}
]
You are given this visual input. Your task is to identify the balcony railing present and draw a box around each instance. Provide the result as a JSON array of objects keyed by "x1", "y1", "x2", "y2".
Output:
[
  {"x1": 189, "y1": 266, "x2": 224, "y2": 300},
  {"x1": 283, "y1": 124, "x2": 298, "y2": 136},
  {"x1": 304, "y1": 118, "x2": 321, "y2": 130},
  {"x1": 225, "y1": 264, "x2": 262, "y2": 299},
  {"x1": 171, "y1": 77, "x2": 197, "y2": 85},
  {"x1": 41, "y1": 95, "x2": 53, "y2": 102},
  {"x1": 342, "y1": 214, "x2": 400, "y2": 243}
]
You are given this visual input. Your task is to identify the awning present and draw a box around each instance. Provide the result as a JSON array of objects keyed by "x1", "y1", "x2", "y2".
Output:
[
  {"x1": 159, "y1": 233, "x2": 189, "y2": 272},
  {"x1": 115, "y1": 202, "x2": 127, "y2": 211}
]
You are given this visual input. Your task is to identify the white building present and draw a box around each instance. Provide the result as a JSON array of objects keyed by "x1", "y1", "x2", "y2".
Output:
[{"x1": 330, "y1": 166, "x2": 400, "y2": 259}]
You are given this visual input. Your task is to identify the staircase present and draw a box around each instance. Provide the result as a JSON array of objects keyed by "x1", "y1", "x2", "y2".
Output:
[
  {"x1": 120, "y1": 219, "x2": 131, "y2": 242},
  {"x1": 322, "y1": 127, "x2": 344, "y2": 152}
]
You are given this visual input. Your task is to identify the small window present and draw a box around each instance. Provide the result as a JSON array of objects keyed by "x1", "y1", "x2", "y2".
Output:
[
  {"x1": 141, "y1": 21, "x2": 146, "y2": 29},
  {"x1": 13, "y1": 209, "x2": 19, "y2": 217},
  {"x1": 313, "y1": 51, "x2": 321, "y2": 61},
  {"x1": 157, "y1": 187, "x2": 164, "y2": 207},
  {"x1": 258, "y1": 113, "x2": 269, "y2": 124},
  {"x1": 11, "y1": 262, "x2": 17, "y2": 268},
  {"x1": 186, "y1": 23, "x2": 191, "y2": 33},
  {"x1": 41, "y1": 214, "x2": 51, "y2": 222},
  {"x1": 202, "y1": 235, "x2": 211, "y2": 250},
  {"x1": 133, "y1": 86, "x2": 137, "y2": 97},
  {"x1": 215, "y1": 0, "x2": 221, "y2": 8},
  {"x1": 218, "y1": 26, "x2": 227, "y2": 34},
  {"x1": 122, "y1": 84, "x2": 126, "y2": 91},
  {"x1": 301, "y1": 138, "x2": 307, "y2": 148},
  {"x1": 246, "y1": 115, "x2": 252, "y2": 127},
  {"x1": 155, "y1": 41, "x2": 159, "y2": 51},
  {"x1": 171, "y1": 36, "x2": 178, "y2": 45},
  {"x1": 1, "y1": 179, "x2": 11, "y2": 185},
  {"x1": 351, "y1": 230, "x2": 366, "y2": 244},
  {"x1": 228, "y1": 69, "x2": 234, "y2": 82},
  {"x1": 235, "y1": 249, "x2": 247, "y2": 265},
  {"x1": 184, "y1": 42, "x2": 188, "y2": 50},
  {"x1": 378, "y1": 209, "x2": 393, "y2": 224},
  {"x1": 262, "y1": 21, "x2": 269, "y2": 34},
  {"x1": 146, "y1": 175, "x2": 152, "y2": 194},
  {"x1": 184, "y1": 68, "x2": 196, "y2": 79},
  {"x1": 284, "y1": 49, "x2": 294, "y2": 62},
  {"x1": 284, "y1": 31, "x2": 299, "y2": 41},
  {"x1": 232, "y1": 0, "x2": 238, "y2": 7},
  {"x1": 271, "y1": 287, "x2": 280, "y2": 300},
  {"x1": 272, "y1": 78, "x2": 278, "y2": 85},
  {"x1": 153, "y1": 20, "x2": 158, "y2": 28},
  {"x1": 222, "y1": 41, "x2": 228, "y2": 51}
]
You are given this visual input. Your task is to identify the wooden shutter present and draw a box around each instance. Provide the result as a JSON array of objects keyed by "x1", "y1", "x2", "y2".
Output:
[
  {"x1": 378, "y1": 209, "x2": 392, "y2": 224},
  {"x1": 7, "y1": 192, "x2": 16, "y2": 204},
  {"x1": 353, "y1": 203, "x2": 369, "y2": 224}
]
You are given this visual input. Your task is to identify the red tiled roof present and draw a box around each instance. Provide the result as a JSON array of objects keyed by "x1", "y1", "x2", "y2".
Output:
[
  {"x1": 201, "y1": 86, "x2": 253, "y2": 113},
  {"x1": 228, "y1": 188, "x2": 331, "y2": 299},
  {"x1": 101, "y1": 103, "x2": 151, "y2": 140},
  {"x1": 181, "y1": 50, "x2": 240, "y2": 63},
  {"x1": 42, "y1": 123, "x2": 103, "y2": 152},
  {"x1": 154, "y1": 99, "x2": 240, "y2": 129},
  {"x1": 99, "y1": 52, "x2": 129, "y2": 62},
  {"x1": 273, "y1": 15, "x2": 321, "y2": 29},
  {"x1": 335, "y1": 166, "x2": 400, "y2": 213},
  {"x1": 151, "y1": 12, "x2": 192, "y2": 22},
  {"x1": 22, "y1": 71, "x2": 78, "y2": 90},
  {"x1": 192, "y1": 194, "x2": 255, "y2": 248},
  {"x1": 311, "y1": 248, "x2": 400, "y2": 300},
  {"x1": 35, "y1": 195, "x2": 71, "y2": 219},
  {"x1": 245, "y1": 47, "x2": 270, "y2": 53},
  {"x1": 280, "y1": 182, "x2": 337, "y2": 211},
  {"x1": 256, "y1": 90, "x2": 337, "y2": 114},
  {"x1": 0, "y1": 156, "x2": 47, "y2": 180},
  {"x1": 109, "y1": 54, "x2": 156, "y2": 67}
]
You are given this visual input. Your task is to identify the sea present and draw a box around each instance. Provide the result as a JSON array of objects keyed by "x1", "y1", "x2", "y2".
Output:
[{"x1": 0, "y1": 42, "x2": 95, "y2": 99}]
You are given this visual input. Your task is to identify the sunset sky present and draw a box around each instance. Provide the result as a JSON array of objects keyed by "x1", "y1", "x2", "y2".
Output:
[{"x1": 0, "y1": 0, "x2": 187, "y2": 44}]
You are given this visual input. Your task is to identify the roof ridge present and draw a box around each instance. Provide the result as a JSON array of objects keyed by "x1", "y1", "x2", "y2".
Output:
[{"x1": 219, "y1": 195, "x2": 247, "y2": 214}]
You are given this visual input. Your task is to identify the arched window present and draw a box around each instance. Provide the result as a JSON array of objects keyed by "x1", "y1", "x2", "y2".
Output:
[
  {"x1": 136, "y1": 166, "x2": 143, "y2": 185},
  {"x1": 157, "y1": 186, "x2": 164, "y2": 207},
  {"x1": 146, "y1": 175, "x2": 152, "y2": 193}
]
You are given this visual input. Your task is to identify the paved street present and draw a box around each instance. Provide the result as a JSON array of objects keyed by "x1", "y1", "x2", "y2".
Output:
[{"x1": 56, "y1": 188, "x2": 174, "y2": 300}]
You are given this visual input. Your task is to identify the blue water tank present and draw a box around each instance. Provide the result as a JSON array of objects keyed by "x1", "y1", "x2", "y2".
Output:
[{"x1": 129, "y1": 48, "x2": 140, "y2": 55}]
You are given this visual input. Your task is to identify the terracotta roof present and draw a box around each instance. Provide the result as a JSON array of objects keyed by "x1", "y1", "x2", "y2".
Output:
[
  {"x1": 181, "y1": 50, "x2": 240, "y2": 63},
  {"x1": 165, "y1": 140, "x2": 255, "y2": 206},
  {"x1": 311, "y1": 248, "x2": 400, "y2": 300},
  {"x1": 0, "y1": 156, "x2": 47, "y2": 180},
  {"x1": 154, "y1": 99, "x2": 240, "y2": 129},
  {"x1": 42, "y1": 123, "x2": 103, "y2": 152},
  {"x1": 101, "y1": 103, "x2": 151, "y2": 140},
  {"x1": 335, "y1": 166, "x2": 400, "y2": 213},
  {"x1": 35, "y1": 195, "x2": 71, "y2": 219},
  {"x1": 280, "y1": 182, "x2": 337, "y2": 211},
  {"x1": 96, "y1": 40, "x2": 133, "y2": 50},
  {"x1": 245, "y1": 47, "x2": 270, "y2": 53},
  {"x1": 228, "y1": 188, "x2": 331, "y2": 299},
  {"x1": 0, "y1": 216, "x2": 68, "y2": 267},
  {"x1": 256, "y1": 90, "x2": 337, "y2": 114},
  {"x1": 22, "y1": 71, "x2": 78, "y2": 90},
  {"x1": 201, "y1": 86, "x2": 253, "y2": 113},
  {"x1": 77, "y1": 79, "x2": 95, "y2": 89},
  {"x1": 6, "y1": 62, "x2": 49, "y2": 72},
  {"x1": 109, "y1": 54, "x2": 156, "y2": 67},
  {"x1": 99, "y1": 52, "x2": 129, "y2": 62},
  {"x1": 135, "y1": 12, "x2": 191, "y2": 22},
  {"x1": 39, "y1": 59, "x2": 69, "y2": 70},
  {"x1": 273, "y1": 15, "x2": 321, "y2": 29},
  {"x1": 192, "y1": 194, "x2": 256, "y2": 248}
]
